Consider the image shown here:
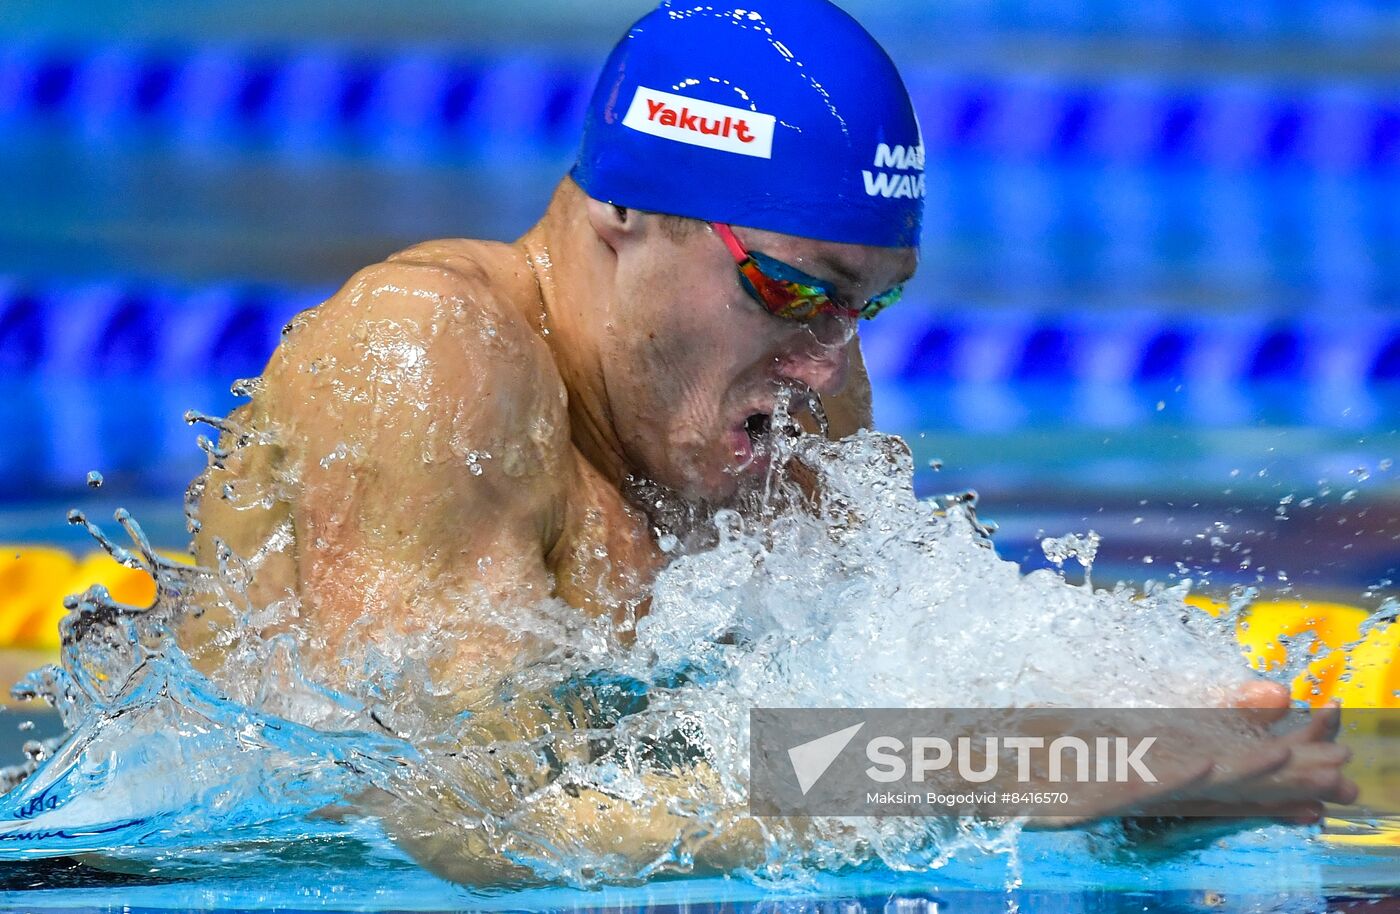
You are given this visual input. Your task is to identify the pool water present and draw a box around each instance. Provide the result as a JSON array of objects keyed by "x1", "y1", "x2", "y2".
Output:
[{"x1": 0, "y1": 813, "x2": 1396, "y2": 913}]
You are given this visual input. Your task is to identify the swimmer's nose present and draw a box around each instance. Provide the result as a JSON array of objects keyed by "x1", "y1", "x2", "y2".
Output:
[
  {"x1": 775, "y1": 328, "x2": 851, "y2": 396},
  {"x1": 804, "y1": 311, "x2": 858, "y2": 348}
]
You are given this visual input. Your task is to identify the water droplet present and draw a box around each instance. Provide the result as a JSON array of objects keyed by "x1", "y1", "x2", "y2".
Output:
[
  {"x1": 713, "y1": 508, "x2": 744, "y2": 542},
  {"x1": 1041, "y1": 530, "x2": 1101, "y2": 576},
  {"x1": 1155, "y1": 401, "x2": 1165, "y2": 411},
  {"x1": 464, "y1": 450, "x2": 491, "y2": 476},
  {"x1": 657, "y1": 533, "x2": 680, "y2": 554},
  {"x1": 230, "y1": 377, "x2": 263, "y2": 399},
  {"x1": 319, "y1": 443, "x2": 349, "y2": 469},
  {"x1": 86, "y1": 471, "x2": 103, "y2": 488}
]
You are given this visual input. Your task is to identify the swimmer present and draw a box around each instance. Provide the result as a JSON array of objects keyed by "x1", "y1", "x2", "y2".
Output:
[{"x1": 180, "y1": 0, "x2": 1357, "y2": 884}]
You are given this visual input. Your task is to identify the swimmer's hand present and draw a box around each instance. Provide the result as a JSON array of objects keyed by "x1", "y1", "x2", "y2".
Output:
[
  {"x1": 1027, "y1": 681, "x2": 1359, "y2": 846},
  {"x1": 1118, "y1": 682, "x2": 1357, "y2": 834}
]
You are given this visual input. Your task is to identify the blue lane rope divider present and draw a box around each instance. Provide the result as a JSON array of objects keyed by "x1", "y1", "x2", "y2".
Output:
[{"x1": 0, "y1": 43, "x2": 1395, "y2": 171}]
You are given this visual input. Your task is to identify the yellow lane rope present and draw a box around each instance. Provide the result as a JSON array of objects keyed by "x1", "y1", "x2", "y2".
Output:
[{"x1": 1, "y1": 545, "x2": 193, "y2": 651}]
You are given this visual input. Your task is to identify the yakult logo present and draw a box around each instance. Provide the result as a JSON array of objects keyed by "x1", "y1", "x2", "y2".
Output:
[
  {"x1": 622, "y1": 86, "x2": 775, "y2": 159},
  {"x1": 863, "y1": 143, "x2": 926, "y2": 199}
]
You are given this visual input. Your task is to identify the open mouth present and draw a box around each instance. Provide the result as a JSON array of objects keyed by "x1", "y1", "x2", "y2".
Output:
[
  {"x1": 726, "y1": 411, "x2": 774, "y2": 475},
  {"x1": 743, "y1": 412, "x2": 772, "y2": 446},
  {"x1": 730, "y1": 390, "x2": 816, "y2": 475}
]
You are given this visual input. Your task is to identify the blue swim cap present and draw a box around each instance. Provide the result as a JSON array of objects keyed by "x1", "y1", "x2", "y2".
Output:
[{"x1": 571, "y1": 0, "x2": 924, "y2": 249}]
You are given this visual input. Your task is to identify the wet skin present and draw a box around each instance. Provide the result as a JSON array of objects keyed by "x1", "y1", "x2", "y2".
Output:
[
  {"x1": 183, "y1": 175, "x2": 906, "y2": 686},
  {"x1": 180, "y1": 176, "x2": 1356, "y2": 884}
]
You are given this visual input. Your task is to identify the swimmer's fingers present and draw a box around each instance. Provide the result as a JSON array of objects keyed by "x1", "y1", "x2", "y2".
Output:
[
  {"x1": 999, "y1": 756, "x2": 1216, "y2": 831},
  {"x1": 1225, "y1": 680, "x2": 1291, "y2": 719},
  {"x1": 1110, "y1": 801, "x2": 1326, "y2": 855},
  {"x1": 1123, "y1": 741, "x2": 1289, "y2": 819},
  {"x1": 1219, "y1": 687, "x2": 1342, "y2": 750},
  {"x1": 1193, "y1": 739, "x2": 1294, "y2": 791},
  {"x1": 1089, "y1": 754, "x2": 1220, "y2": 823},
  {"x1": 1275, "y1": 701, "x2": 1342, "y2": 746},
  {"x1": 1248, "y1": 744, "x2": 1356, "y2": 805},
  {"x1": 990, "y1": 733, "x2": 1330, "y2": 830},
  {"x1": 1192, "y1": 742, "x2": 1357, "y2": 807}
]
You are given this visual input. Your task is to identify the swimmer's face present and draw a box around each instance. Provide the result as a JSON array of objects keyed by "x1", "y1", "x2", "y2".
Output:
[{"x1": 586, "y1": 200, "x2": 917, "y2": 503}]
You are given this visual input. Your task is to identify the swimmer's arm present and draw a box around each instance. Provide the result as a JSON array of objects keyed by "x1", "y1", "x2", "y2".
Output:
[
  {"x1": 364, "y1": 762, "x2": 773, "y2": 886},
  {"x1": 509, "y1": 764, "x2": 773, "y2": 877}
]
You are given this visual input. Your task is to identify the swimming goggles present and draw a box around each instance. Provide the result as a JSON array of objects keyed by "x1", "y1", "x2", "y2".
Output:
[{"x1": 711, "y1": 222, "x2": 902, "y2": 322}]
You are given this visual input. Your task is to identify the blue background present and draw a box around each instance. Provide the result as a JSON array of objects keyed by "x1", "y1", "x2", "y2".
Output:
[{"x1": 0, "y1": 0, "x2": 1397, "y2": 590}]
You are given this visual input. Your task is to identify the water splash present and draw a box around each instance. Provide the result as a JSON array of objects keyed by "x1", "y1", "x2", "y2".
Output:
[
  {"x1": 1040, "y1": 531, "x2": 1101, "y2": 586},
  {"x1": 0, "y1": 386, "x2": 1294, "y2": 886}
]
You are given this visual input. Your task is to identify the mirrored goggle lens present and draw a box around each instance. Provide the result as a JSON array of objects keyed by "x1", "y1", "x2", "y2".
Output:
[
  {"x1": 858, "y1": 284, "x2": 903, "y2": 320},
  {"x1": 738, "y1": 260, "x2": 831, "y2": 319},
  {"x1": 741, "y1": 252, "x2": 898, "y2": 322}
]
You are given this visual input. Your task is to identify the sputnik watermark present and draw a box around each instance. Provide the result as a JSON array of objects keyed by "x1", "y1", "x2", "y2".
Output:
[
  {"x1": 789, "y1": 722, "x2": 864, "y2": 795},
  {"x1": 863, "y1": 734, "x2": 1158, "y2": 784},
  {"x1": 750, "y1": 707, "x2": 1382, "y2": 817},
  {"x1": 786, "y1": 724, "x2": 1156, "y2": 798}
]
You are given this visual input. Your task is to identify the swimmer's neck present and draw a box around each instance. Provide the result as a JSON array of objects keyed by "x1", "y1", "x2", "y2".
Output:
[{"x1": 514, "y1": 176, "x2": 631, "y2": 489}]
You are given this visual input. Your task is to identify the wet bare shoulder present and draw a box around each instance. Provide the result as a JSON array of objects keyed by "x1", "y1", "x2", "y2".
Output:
[{"x1": 270, "y1": 245, "x2": 567, "y2": 468}]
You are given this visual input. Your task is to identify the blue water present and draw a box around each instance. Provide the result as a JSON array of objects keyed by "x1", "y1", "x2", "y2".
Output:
[{"x1": 0, "y1": 816, "x2": 1396, "y2": 912}]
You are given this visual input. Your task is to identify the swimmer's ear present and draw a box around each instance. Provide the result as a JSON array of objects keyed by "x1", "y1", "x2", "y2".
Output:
[{"x1": 584, "y1": 196, "x2": 640, "y2": 253}]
